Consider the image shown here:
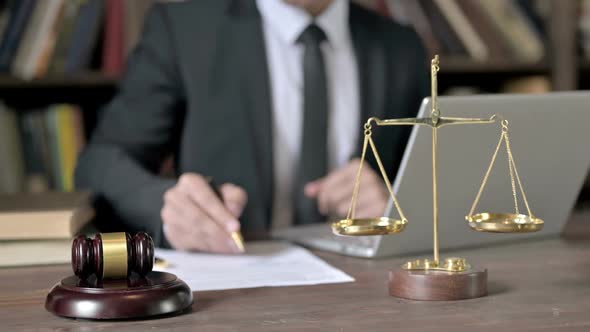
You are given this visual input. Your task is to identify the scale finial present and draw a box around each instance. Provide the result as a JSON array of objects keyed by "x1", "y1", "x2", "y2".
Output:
[
  {"x1": 431, "y1": 54, "x2": 440, "y2": 66},
  {"x1": 430, "y1": 55, "x2": 440, "y2": 121}
]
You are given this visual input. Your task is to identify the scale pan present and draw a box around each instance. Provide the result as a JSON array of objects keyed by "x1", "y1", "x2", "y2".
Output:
[
  {"x1": 331, "y1": 217, "x2": 407, "y2": 236},
  {"x1": 466, "y1": 213, "x2": 543, "y2": 233}
]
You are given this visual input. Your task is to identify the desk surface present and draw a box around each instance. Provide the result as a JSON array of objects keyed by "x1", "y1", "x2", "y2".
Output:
[{"x1": 1, "y1": 219, "x2": 589, "y2": 331}]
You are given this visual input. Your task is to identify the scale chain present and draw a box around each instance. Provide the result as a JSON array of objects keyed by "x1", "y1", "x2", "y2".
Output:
[
  {"x1": 505, "y1": 130, "x2": 534, "y2": 217},
  {"x1": 346, "y1": 123, "x2": 407, "y2": 222},
  {"x1": 347, "y1": 134, "x2": 369, "y2": 220},
  {"x1": 468, "y1": 120, "x2": 535, "y2": 218},
  {"x1": 368, "y1": 136, "x2": 407, "y2": 222},
  {"x1": 468, "y1": 129, "x2": 505, "y2": 217},
  {"x1": 505, "y1": 127, "x2": 520, "y2": 215}
]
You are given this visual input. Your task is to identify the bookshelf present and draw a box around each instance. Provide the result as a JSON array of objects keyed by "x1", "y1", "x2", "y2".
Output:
[
  {"x1": 0, "y1": 73, "x2": 116, "y2": 89},
  {"x1": 0, "y1": 1, "x2": 581, "y2": 97},
  {"x1": 0, "y1": 1, "x2": 581, "y2": 98},
  {"x1": 0, "y1": 73, "x2": 116, "y2": 108},
  {"x1": 0, "y1": 73, "x2": 117, "y2": 141},
  {"x1": 0, "y1": 0, "x2": 587, "y2": 196},
  {"x1": 441, "y1": 58, "x2": 549, "y2": 74},
  {"x1": 578, "y1": 62, "x2": 590, "y2": 90}
]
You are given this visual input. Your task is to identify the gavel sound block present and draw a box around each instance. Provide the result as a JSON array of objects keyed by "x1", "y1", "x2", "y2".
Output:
[{"x1": 45, "y1": 232, "x2": 193, "y2": 320}]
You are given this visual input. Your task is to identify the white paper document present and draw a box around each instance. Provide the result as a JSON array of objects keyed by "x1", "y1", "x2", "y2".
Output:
[{"x1": 155, "y1": 241, "x2": 354, "y2": 291}]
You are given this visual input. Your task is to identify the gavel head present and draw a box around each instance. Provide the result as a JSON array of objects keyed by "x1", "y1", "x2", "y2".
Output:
[{"x1": 72, "y1": 232, "x2": 154, "y2": 280}]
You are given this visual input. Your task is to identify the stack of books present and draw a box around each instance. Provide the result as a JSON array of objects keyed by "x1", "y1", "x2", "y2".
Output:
[{"x1": 0, "y1": 191, "x2": 93, "y2": 267}]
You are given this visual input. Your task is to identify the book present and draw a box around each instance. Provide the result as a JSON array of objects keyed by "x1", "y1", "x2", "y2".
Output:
[
  {"x1": 516, "y1": 0, "x2": 547, "y2": 41},
  {"x1": 46, "y1": 105, "x2": 84, "y2": 192},
  {"x1": 0, "y1": 0, "x2": 36, "y2": 72},
  {"x1": 45, "y1": 107, "x2": 61, "y2": 191},
  {"x1": 18, "y1": 111, "x2": 51, "y2": 192},
  {"x1": 0, "y1": 239, "x2": 70, "y2": 267},
  {"x1": 102, "y1": 0, "x2": 125, "y2": 76},
  {"x1": 47, "y1": 0, "x2": 81, "y2": 74},
  {"x1": 57, "y1": 105, "x2": 82, "y2": 192},
  {"x1": 32, "y1": 0, "x2": 68, "y2": 78},
  {"x1": 432, "y1": 0, "x2": 488, "y2": 61},
  {"x1": 72, "y1": 106, "x2": 86, "y2": 154},
  {"x1": 18, "y1": 105, "x2": 85, "y2": 192},
  {"x1": 11, "y1": 1, "x2": 46, "y2": 78},
  {"x1": 386, "y1": 0, "x2": 441, "y2": 54},
  {"x1": 580, "y1": 0, "x2": 590, "y2": 59},
  {"x1": 477, "y1": 0, "x2": 544, "y2": 62},
  {"x1": 454, "y1": 0, "x2": 514, "y2": 60},
  {"x1": 0, "y1": 191, "x2": 93, "y2": 240},
  {"x1": 0, "y1": 0, "x2": 13, "y2": 45},
  {"x1": 418, "y1": 0, "x2": 467, "y2": 56},
  {"x1": 11, "y1": 0, "x2": 64, "y2": 80},
  {"x1": 0, "y1": 103, "x2": 25, "y2": 194},
  {"x1": 64, "y1": 0, "x2": 104, "y2": 74}
]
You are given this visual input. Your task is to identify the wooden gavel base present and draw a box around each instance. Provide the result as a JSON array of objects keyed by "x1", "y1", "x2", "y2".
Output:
[
  {"x1": 45, "y1": 271, "x2": 193, "y2": 320},
  {"x1": 388, "y1": 267, "x2": 487, "y2": 301}
]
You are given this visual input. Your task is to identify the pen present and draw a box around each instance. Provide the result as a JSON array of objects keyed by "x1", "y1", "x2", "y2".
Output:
[
  {"x1": 205, "y1": 176, "x2": 246, "y2": 253},
  {"x1": 231, "y1": 231, "x2": 245, "y2": 252}
]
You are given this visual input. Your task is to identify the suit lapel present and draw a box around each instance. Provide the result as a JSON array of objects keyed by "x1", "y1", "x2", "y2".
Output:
[
  {"x1": 218, "y1": 2, "x2": 388, "y2": 227},
  {"x1": 226, "y1": 0, "x2": 274, "y2": 228},
  {"x1": 349, "y1": 5, "x2": 388, "y2": 153}
]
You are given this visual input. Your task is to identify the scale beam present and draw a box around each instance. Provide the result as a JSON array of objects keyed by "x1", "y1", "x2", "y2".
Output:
[{"x1": 367, "y1": 115, "x2": 497, "y2": 129}]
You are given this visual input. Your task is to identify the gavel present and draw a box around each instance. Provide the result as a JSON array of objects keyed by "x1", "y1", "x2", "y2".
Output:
[{"x1": 72, "y1": 232, "x2": 154, "y2": 279}]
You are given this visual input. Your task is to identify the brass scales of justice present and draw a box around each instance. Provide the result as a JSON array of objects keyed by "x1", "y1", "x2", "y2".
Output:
[{"x1": 331, "y1": 55, "x2": 543, "y2": 301}]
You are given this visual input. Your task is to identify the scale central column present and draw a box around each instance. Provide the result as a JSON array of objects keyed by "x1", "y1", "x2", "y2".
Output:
[
  {"x1": 430, "y1": 54, "x2": 440, "y2": 265},
  {"x1": 432, "y1": 127, "x2": 439, "y2": 264}
]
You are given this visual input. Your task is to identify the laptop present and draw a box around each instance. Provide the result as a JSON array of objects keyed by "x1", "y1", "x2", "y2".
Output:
[{"x1": 272, "y1": 92, "x2": 590, "y2": 257}]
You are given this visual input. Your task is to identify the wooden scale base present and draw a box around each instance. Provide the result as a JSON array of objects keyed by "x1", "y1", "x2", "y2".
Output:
[
  {"x1": 45, "y1": 271, "x2": 193, "y2": 320},
  {"x1": 388, "y1": 267, "x2": 487, "y2": 301}
]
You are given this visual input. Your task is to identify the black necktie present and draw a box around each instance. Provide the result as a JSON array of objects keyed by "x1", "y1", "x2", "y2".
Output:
[{"x1": 293, "y1": 24, "x2": 328, "y2": 224}]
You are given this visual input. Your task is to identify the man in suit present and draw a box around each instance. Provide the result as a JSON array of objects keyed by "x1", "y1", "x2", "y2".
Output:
[{"x1": 75, "y1": 0, "x2": 428, "y2": 253}]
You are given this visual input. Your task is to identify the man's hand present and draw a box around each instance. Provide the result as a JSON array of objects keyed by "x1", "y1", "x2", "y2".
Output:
[
  {"x1": 161, "y1": 173, "x2": 247, "y2": 253},
  {"x1": 304, "y1": 159, "x2": 388, "y2": 219}
]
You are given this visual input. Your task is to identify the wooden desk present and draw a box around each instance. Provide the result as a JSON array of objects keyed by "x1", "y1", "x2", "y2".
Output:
[{"x1": 1, "y1": 226, "x2": 589, "y2": 331}]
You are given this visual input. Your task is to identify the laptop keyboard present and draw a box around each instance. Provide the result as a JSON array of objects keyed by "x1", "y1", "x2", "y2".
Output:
[
  {"x1": 317, "y1": 233, "x2": 378, "y2": 247},
  {"x1": 272, "y1": 223, "x2": 381, "y2": 257}
]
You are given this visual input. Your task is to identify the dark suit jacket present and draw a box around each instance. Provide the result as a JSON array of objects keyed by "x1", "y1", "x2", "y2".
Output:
[{"x1": 75, "y1": 0, "x2": 428, "y2": 247}]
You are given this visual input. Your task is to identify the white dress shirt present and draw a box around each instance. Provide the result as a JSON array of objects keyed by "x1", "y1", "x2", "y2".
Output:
[{"x1": 256, "y1": 0, "x2": 360, "y2": 228}]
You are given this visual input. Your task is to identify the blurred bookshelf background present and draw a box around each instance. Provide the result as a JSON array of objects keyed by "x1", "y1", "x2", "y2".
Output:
[{"x1": 0, "y1": 0, "x2": 587, "y2": 195}]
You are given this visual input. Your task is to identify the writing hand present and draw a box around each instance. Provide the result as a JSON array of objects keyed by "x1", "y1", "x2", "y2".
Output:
[{"x1": 161, "y1": 173, "x2": 247, "y2": 253}]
